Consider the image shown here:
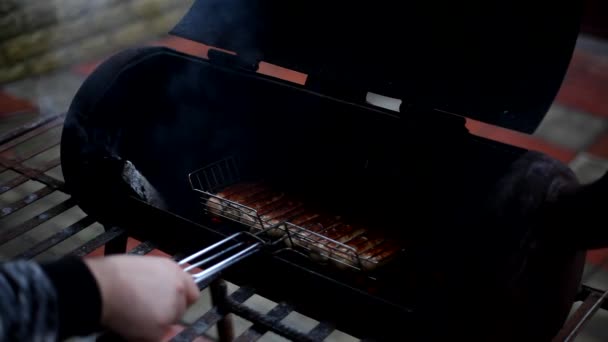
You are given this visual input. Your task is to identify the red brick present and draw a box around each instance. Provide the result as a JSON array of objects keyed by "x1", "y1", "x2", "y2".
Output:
[
  {"x1": 85, "y1": 237, "x2": 170, "y2": 257},
  {"x1": 555, "y1": 49, "x2": 608, "y2": 118},
  {"x1": 88, "y1": 245, "x2": 105, "y2": 257},
  {"x1": 466, "y1": 119, "x2": 577, "y2": 163},
  {"x1": 72, "y1": 60, "x2": 102, "y2": 76},
  {"x1": 0, "y1": 91, "x2": 36, "y2": 117},
  {"x1": 587, "y1": 248, "x2": 608, "y2": 268},
  {"x1": 587, "y1": 132, "x2": 608, "y2": 159}
]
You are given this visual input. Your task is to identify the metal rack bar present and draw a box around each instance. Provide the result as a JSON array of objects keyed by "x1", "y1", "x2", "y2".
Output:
[
  {"x1": 210, "y1": 280, "x2": 234, "y2": 342},
  {"x1": 224, "y1": 296, "x2": 315, "y2": 342},
  {"x1": 0, "y1": 115, "x2": 63, "y2": 151},
  {"x1": 553, "y1": 287, "x2": 608, "y2": 342},
  {"x1": 0, "y1": 186, "x2": 54, "y2": 218},
  {"x1": 233, "y1": 302, "x2": 293, "y2": 342},
  {"x1": 3, "y1": 141, "x2": 61, "y2": 166},
  {"x1": 67, "y1": 226, "x2": 125, "y2": 257},
  {"x1": 128, "y1": 241, "x2": 156, "y2": 255},
  {"x1": 0, "y1": 175, "x2": 30, "y2": 194},
  {"x1": 171, "y1": 287, "x2": 256, "y2": 342},
  {"x1": 0, "y1": 198, "x2": 75, "y2": 244},
  {"x1": 16, "y1": 216, "x2": 96, "y2": 259},
  {"x1": 6, "y1": 160, "x2": 63, "y2": 188},
  {"x1": 306, "y1": 322, "x2": 336, "y2": 341}
]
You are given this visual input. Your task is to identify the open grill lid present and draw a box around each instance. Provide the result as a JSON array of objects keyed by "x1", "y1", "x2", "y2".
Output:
[{"x1": 171, "y1": 0, "x2": 581, "y2": 133}]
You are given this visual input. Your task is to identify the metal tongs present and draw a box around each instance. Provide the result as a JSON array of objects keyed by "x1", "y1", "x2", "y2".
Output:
[{"x1": 179, "y1": 232, "x2": 264, "y2": 284}]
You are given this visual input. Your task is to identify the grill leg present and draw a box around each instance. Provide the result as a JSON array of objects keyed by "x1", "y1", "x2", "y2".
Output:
[
  {"x1": 103, "y1": 225, "x2": 128, "y2": 255},
  {"x1": 210, "y1": 280, "x2": 234, "y2": 342}
]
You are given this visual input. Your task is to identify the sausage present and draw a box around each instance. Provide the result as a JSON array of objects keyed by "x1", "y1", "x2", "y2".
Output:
[
  {"x1": 360, "y1": 240, "x2": 403, "y2": 271},
  {"x1": 313, "y1": 223, "x2": 365, "y2": 268},
  {"x1": 290, "y1": 212, "x2": 321, "y2": 226},
  {"x1": 206, "y1": 182, "x2": 263, "y2": 223},
  {"x1": 323, "y1": 223, "x2": 366, "y2": 243},
  {"x1": 288, "y1": 216, "x2": 341, "y2": 261},
  {"x1": 242, "y1": 189, "x2": 278, "y2": 206},
  {"x1": 262, "y1": 202, "x2": 305, "y2": 237},
  {"x1": 236, "y1": 192, "x2": 284, "y2": 229},
  {"x1": 302, "y1": 215, "x2": 341, "y2": 233},
  {"x1": 217, "y1": 182, "x2": 260, "y2": 198},
  {"x1": 305, "y1": 222, "x2": 355, "y2": 262},
  {"x1": 346, "y1": 232, "x2": 385, "y2": 254},
  {"x1": 222, "y1": 183, "x2": 268, "y2": 203},
  {"x1": 257, "y1": 196, "x2": 292, "y2": 215},
  {"x1": 208, "y1": 182, "x2": 404, "y2": 272},
  {"x1": 281, "y1": 212, "x2": 320, "y2": 247},
  {"x1": 329, "y1": 232, "x2": 401, "y2": 271},
  {"x1": 294, "y1": 218, "x2": 342, "y2": 249},
  {"x1": 206, "y1": 196, "x2": 224, "y2": 215}
]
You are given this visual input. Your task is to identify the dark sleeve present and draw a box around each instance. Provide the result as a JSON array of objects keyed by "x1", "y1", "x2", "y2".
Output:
[
  {"x1": 41, "y1": 257, "x2": 102, "y2": 339},
  {"x1": 0, "y1": 258, "x2": 102, "y2": 342}
]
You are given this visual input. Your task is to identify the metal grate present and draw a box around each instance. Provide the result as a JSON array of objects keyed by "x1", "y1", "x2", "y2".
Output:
[
  {"x1": 1, "y1": 114, "x2": 607, "y2": 341},
  {"x1": 188, "y1": 159, "x2": 392, "y2": 272}
]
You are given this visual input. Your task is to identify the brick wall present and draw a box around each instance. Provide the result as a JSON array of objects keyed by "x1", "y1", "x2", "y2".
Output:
[{"x1": 0, "y1": 0, "x2": 193, "y2": 84}]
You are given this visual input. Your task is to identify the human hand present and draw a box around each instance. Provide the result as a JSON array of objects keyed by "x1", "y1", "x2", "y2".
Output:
[{"x1": 85, "y1": 255, "x2": 199, "y2": 341}]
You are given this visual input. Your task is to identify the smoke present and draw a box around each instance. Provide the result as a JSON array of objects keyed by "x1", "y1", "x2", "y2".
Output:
[{"x1": 170, "y1": 0, "x2": 262, "y2": 61}]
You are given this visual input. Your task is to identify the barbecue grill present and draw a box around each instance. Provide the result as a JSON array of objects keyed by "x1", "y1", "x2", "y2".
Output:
[
  {"x1": 0, "y1": 114, "x2": 606, "y2": 342},
  {"x1": 0, "y1": 0, "x2": 600, "y2": 340}
]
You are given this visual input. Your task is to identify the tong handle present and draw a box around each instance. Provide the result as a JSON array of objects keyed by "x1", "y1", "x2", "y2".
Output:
[{"x1": 179, "y1": 232, "x2": 263, "y2": 284}]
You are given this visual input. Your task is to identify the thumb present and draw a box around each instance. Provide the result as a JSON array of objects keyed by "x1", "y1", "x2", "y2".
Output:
[{"x1": 182, "y1": 273, "x2": 200, "y2": 306}]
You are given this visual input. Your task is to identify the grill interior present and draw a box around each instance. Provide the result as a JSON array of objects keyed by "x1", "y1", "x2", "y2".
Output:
[{"x1": 189, "y1": 157, "x2": 405, "y2": 272}]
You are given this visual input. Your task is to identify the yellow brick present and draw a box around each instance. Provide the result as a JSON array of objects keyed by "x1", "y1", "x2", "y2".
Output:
[
  {"x1": 50, "y1": 16, "x2": 93, "y2": 46},
  {"x1": 110, "y1": 21, "x2": 148, "y2": 48},
  {"x1": 149, "y1": 6, "x2": 189, "y2": 35},
  {"x1": 53, "y1": 0, "x2": 90, "y2": 21},
  {"x1": 3, "y1": 30, "x2": 52, "y2": 61},
  {"x1": 89, "y1": 3, "x2": 133, "y2": 33},
  {"x1": 0, "y1": 1, "x2": 17, "y2": 15},
  {"x1": 129, "y1": 0, "x2": 171, "y2": 18},
  {"x1": 0, "y1": 63, "x2": 26, "y2": 84},
  {"x1": 22, "y1": 3, "x2": 56, "y2": 31},
  {"x1": 28, "y1": 47, "x2": 79, "y2": 75},
  {"x1": 0, "y1": 12, "x2": 22, "y2": 40},
  {"x1": 76, "y1": 34, "x2": 111, "y2": 60}
]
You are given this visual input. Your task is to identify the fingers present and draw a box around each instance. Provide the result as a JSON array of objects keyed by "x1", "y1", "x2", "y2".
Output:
[
  {"x1": 182, "y1": 272, "x2": 200, "y2": 306},
  {"x1": 175, "y1": 290, "x2": 187, "y2": 323},
  {"x1": 161, "y1": 325, "x2": 187, "y2": 342}
]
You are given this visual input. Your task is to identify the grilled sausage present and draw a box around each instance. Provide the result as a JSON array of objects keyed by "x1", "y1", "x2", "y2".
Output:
[
  {"x1": 222, "y1": 183, "x2": 268, "y2": 203},
  {"x1": 217, "y1": 182, "x2": 259, "y2": 198},
  {"x1": 262, "y1": 201, "x2": 305, "y2": 237},
  {"x1": 329, "y1": 232, "x2": 385, "y2": 270},
  {"x1": 207, "y1": 182, "x2": 403, "y2": 272},
  {"x1": 360, "y1": 240, "x2": 403, "y2": 271}
]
